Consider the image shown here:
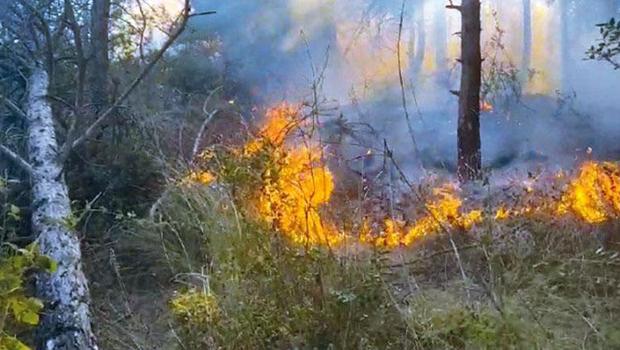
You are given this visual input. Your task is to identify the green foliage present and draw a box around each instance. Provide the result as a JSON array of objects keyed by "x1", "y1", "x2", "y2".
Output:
[
  {"x1": 406, "y1": 293, "x2": 533, "y2": 350},
  {"x1": 0, "y1": 244, "x2": 56, "y2": 350},
  {"x1": 587, "y1": 18, "x2": 620, "y2": 70},
  {"x1": 168, "y1": 215, "x2": 403, "y2": 349}
]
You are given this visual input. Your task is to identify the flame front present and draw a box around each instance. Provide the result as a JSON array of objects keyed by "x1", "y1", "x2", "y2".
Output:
[
  {"x1": 191, "y1": 105, "x2": 620, "y2": 250},
  {"x1": 364, "y1": 185, "x2": 483, "y2": 248}
]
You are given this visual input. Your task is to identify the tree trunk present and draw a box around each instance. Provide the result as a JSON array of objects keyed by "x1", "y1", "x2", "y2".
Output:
[
  {"x1": 522, "y1": 0, "x2": 532, "y2": 75},
  {"x1": 456, "y1": 0, "x2": 482, "y2": 182},
  {"x1": 26, "y1": 67, "x2": 98, "y2": 350},
  {"x1": 90, "y1": 0, "x2": 111, "y2": 109}
]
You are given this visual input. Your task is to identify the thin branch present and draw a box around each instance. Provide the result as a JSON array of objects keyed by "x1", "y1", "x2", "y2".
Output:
[
  {"x1": 0, "y1": 144, "x2": 32, "y2": 175},
  {"x1": 0, "y1": 95, "x2": 27, "y2": 119},
  {"x1": 191, "y1": 110, "x2": 219, "y2": 162},
  {"x1": 446, "y1": 0, "x2": 462, "y2": 11},
  {"x1": 189, "y1": 11, "x2": 217, "y2": 18},
  {"x1": 396, "y1": 0, "x2": 422, "y2": 170},
  {"x1": 191, "y1": 86, "x2": 223, "y2": 162},
  {"x1": 66, "y1": 0, "x2": 204, "y2": 157}
]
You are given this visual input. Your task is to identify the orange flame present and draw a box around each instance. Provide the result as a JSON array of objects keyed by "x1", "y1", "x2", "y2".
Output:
[
  {"x1": 364, "y1": 185, "x2": 483, "y2": 248},
  {"x1": 481, "y1": 100, "x2": 494, "y2": 112},
  {"x1": 250, "y1": 104, "x2": 341, "y2": 246},
  {"x1": 190, "y1": 103, "x2": 620, "y2": 250},
  {"x1": 558, "y1": 161, "x2": 620, "y2": 223}
]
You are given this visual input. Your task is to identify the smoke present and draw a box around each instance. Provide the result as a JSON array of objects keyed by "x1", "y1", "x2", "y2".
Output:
[{"x1": 187, "y1": 0, "x2": 620, "y2": 180}]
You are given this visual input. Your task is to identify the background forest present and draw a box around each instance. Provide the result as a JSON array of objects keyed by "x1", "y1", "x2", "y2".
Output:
[{"x1": 1, "y1": 0, "x2": 620, "y2": 349}]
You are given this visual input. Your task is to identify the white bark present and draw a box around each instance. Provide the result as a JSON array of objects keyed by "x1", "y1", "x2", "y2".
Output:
[{"x1": 26, "y1": 68, "x2": 98, "y2": 350}]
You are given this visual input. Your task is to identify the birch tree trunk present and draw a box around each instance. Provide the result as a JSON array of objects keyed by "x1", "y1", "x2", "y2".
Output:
[
  {"x1": 26, "y1": 67, "x2": 98, "y2": 350},
  {"x1": 454, "y1": 0, "x2": 482, "y2": 182}
]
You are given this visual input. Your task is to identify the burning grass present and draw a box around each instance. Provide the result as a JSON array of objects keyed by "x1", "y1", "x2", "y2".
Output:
[{"x1": 190, "y1": 104, "x2": 620, "y2": 252}]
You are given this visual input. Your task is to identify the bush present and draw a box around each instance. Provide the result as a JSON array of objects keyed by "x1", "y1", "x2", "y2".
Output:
[{"x1": 0, "y1": 244, "x2": 55, "y2": 350}]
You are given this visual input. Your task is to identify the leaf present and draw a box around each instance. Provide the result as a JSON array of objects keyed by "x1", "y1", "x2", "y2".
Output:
[
  {"x1": 9, "y1": 205, "x2": 19, "y2": 216},
  {"x1": 0, "y1": 335, "x2": 31, "y2": 350},
  {"x1": 8, "y1": 296, "x2": 43, "y2": 326},
  {"x1": 34, "y1": 255, "x2": 57, "y2": 273},
  {"x1": 6, "y1": 205, "x2": 20, "y2": 221}
]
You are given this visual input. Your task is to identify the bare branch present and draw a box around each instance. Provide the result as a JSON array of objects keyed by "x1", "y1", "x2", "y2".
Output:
[
  {"x1": 189, "y1": 11, "x2": 216, "y2": 18},
  {"x1": 396, "y1": 0, "x2": 422, "y2": 170},
  {"x1": 0, "y1": 144, "x2": 32, "y2": 175},
  {"x1": 0, "y1": 94, "x2": 27, "y2": 119},
  {"x1": 191, "y1": 110, "x2": 219, "y2": 161},
  {"x1": 446, "y1": 0, "x2": 462, "y2": 11},
  {"x1": 67, "y1": 0, "x2": 203, "y2": 156},
  {"x1": 191, "y1": 86, "x2": 223, "y2": 161}
]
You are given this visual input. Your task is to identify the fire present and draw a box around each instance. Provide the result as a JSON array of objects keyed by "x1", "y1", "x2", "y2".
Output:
[
  {"x1": 243, "y1": 104, "x2": 298, "y2": 155},
  {"x1": 190, "y1": 104, "x2": 620, "y2": 250},
  {"x1": 186, "y1": 171, "x2": 216, "y2": 186},
  {"x1": 366, "y1": 185, "x2": 484, "y2": 248},
  {"x1": 249, "y1": 104, "x2": 341, "y2": 246},
  {"x1": 481, "y1": 100, "x2": 494, "y2": 112},
  {"x1": 558, "y1": 162, "x2": 620, "y2": 223}
]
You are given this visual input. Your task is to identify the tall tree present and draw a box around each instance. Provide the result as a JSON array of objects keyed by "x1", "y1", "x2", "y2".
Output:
[
  {"x1": 90, "y1": 0, "x2": 111, "y2": 109},
  {"x1": 0, "y1": 0, "x2": 200, "y2": 348},
  {"x1": 448, "y1": 0, "x2": 482, "y2": 182}
]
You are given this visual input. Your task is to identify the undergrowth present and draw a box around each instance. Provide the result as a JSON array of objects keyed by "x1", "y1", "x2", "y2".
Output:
[
  {"x1": 107, "y1": 180, "x2": 620, "y2": 350},
  {"x1": 103, "y1": 115, "x2": 620, "y2": 349}
]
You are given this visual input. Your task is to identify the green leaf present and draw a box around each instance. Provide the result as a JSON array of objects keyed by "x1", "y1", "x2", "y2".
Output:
[
  {"x1": 8, "y1": 205, "x2": 19, "y2": 216},
  {"x1": 0, "y1": 335, "x2": 31, "y2": 350},
  {"x1": 8, "y1": 296, "x2": 43, "y2": 326},
  {"x1": 34, "y1": 255, "x2": 57, "y2": 273}
]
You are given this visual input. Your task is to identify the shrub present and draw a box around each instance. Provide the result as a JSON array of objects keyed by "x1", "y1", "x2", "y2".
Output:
[{"x1": 0, "y1": 244, "x2": 55, "y2": 350}]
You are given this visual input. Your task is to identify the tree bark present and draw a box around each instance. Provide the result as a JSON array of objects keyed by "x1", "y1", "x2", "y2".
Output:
[
  {"x1": 454, "y1": 0, "x2": 482, "y2": 182},
  {"x1": 26, "y1": 67, "x2": 98, "y2": 350},
  {"x1": 90, "y1": 0, "x2": 111, "y2": 109},
  {"x1": 522, "y1": 0, "x2": 532, "y2": 75}
]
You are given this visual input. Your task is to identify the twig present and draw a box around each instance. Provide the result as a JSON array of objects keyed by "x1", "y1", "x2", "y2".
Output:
[
  {"x1": 0, "y1": 95, "x2": 27, "y2": 119},
  {"x1": 0, "y1": 144, "x2": 32, "y2": 175},
  {"x1": 397, "y1": 0, "x2": 421, "y2": 161},
  {"x1": 191, "y1": 87, "x2": 223, "y2": 162},
  {"x1": 66, "y1": 0, "x2": 208, "y2": 157}
]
